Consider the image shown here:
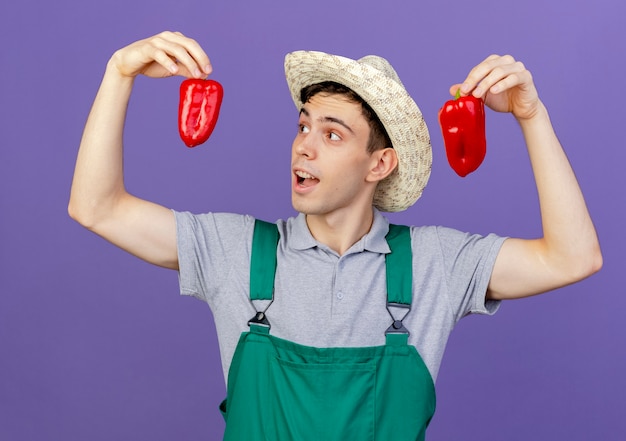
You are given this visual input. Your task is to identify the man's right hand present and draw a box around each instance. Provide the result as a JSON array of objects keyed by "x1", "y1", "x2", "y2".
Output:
[{"x1": 109, "y1": 31, "x2": 212, "y2": 80}]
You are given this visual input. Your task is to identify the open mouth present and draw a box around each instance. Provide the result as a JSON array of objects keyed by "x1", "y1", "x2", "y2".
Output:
[{"x1": 295, "y1": 170, "x2": 320, "y2": 188}]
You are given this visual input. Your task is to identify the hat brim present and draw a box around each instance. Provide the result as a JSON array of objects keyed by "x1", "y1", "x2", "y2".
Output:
[{"x1": 284, "y1": 50, "x2": 432, "y2": 212}]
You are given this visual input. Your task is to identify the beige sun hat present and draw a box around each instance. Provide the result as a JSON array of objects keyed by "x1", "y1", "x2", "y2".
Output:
[{"x1": 284, "y1": 50, "x2": 432, "y2": 212}]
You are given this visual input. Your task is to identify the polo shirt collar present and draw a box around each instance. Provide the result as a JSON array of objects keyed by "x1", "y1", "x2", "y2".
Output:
[{"x1": 289, "y1": 209, "x2": 391, "y2": 254}]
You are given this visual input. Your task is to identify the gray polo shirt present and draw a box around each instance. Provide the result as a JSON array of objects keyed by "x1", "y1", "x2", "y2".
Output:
[{"x1": 175, "y1": 209, "x2": 506, "y2": 383}]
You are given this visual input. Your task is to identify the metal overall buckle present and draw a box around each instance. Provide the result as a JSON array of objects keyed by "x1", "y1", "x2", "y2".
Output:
[
  {"x1": 385, "y1": 302, "x2": 410, "y2": 335},
  {"x1": 247, "y1": 300, "x2": 273, "y2": 330}
]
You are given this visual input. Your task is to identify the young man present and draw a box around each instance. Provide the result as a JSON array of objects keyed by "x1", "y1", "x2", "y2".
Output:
[{"x1": 69, "y1": 31, "x2": 602, "y2": 439}]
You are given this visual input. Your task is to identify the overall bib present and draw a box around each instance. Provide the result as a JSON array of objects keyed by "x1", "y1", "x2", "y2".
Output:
[{"x1": 220, "y1": 221, "x2": 436, "y2": 440}]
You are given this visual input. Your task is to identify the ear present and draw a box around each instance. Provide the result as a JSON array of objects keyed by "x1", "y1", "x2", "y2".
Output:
[{"x1": 366, "y1": 148, "x2": 398, "y2": 183}]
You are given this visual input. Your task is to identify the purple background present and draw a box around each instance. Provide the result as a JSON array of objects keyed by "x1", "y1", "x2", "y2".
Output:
[{"x1": 1, "y1": 0, "x2": 624, "y2": 439}]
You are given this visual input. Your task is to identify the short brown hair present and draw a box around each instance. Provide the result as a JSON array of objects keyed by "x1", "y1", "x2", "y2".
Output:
[{"x1": 300, "y1": 81, "x2": 392, "y2": 154}]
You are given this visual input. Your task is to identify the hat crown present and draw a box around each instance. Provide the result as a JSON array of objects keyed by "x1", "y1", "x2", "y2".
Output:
[{"x1": 357, "y1": 55, "x2": 403, "y2": 87}]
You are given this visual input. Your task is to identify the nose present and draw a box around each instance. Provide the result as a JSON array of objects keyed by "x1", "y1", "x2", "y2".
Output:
[{"x1": 293, "y1": 132, "x2": 316, "y2": 159}]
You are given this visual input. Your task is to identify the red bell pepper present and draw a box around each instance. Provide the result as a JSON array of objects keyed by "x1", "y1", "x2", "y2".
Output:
[
  {"x1": 438, "y1": 89, "x2": 486, "y2": 177},
  {"x1": 178, "y1": 78, "x2": 224, "y2": 148}
]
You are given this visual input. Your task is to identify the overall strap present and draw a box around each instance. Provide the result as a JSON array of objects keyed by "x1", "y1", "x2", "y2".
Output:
[
  {"x1": 385, "y1": 224, "x2": 413, "y2": 306},
  {"x1": 251, "y1": 221, "x2": 410, "y2": 304},
  {"x1": 248, "y1": 219, "x2": 280, "y2": 331},
  {"x1": 250, "y1": 220, "x2": 279, "y2": 301},
  {"x1": 247, "y1": 220, "x2": 413, "y2": 338},
  {"x1": 384, "y1": 224, "x2": 413, "y2": 342}
]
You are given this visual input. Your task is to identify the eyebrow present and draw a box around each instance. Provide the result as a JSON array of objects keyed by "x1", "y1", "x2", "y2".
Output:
[{"x1": 299, "y1": 107, "x2": 355, "y2": 134}]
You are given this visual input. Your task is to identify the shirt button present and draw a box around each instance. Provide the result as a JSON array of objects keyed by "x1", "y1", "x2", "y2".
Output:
[{"x1": 336, "y1": 292, "x2": 344, "y2": 300}]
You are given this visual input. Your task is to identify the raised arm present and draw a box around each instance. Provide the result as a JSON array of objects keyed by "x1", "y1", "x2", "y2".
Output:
[
  {"x1": 68, "y1": 32, "x2": 212, "y2": 270},
  {"x1": 450, "y1": 55, "x2": 602, "y2": 300}
]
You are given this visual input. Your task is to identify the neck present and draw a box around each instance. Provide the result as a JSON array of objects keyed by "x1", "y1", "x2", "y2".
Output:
[{"x1": 305, "y1": 206, "x2": 375, "y2": 255}]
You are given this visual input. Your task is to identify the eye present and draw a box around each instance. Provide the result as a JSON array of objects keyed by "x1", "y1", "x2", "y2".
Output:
[
  {"x1": 328, "y1": 132, "x2": 341, "y2": 141},
  {"x1": 298, "y1": 123, "x2": 310, "y2": 134}
]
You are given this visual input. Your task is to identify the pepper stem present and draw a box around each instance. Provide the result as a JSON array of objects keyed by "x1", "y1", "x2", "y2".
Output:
[{"x1": 455, "y1": 88, "x2": 462, "y2": 100}]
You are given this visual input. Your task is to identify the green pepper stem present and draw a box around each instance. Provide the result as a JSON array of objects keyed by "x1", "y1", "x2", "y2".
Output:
[{"x1": 455, "y1": 88, "x2": 461, "y2": 100}]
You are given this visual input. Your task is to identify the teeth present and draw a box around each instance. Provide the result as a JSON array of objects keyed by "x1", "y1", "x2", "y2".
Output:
[{"x1": 295, "y1": 170, "x2": 316, "y2": 179}]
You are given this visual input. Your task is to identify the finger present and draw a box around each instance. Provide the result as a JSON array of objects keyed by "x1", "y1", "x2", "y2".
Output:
[
  {"x1": 149, "y1": 33, "x2": 205, "y2": 78},
  {"x1": 458, "y1": 54, "x2": 499, "y2": 95},
  {"x1": 161, "y1": 31, "x2": 213, "y2": 76},
  {"x1": 143, "y1": 44, "x2": 180, "y2": 76},
  {"x1": 448, "y1": 84, "x2": 462, "y2": 97},
  {"x1": 477, "y1": 59, "x2": 529, "y2": 98},
  {"x1": 148, "y1": 31, "x2": 212, "y2": 78},
  {"x1": 487, "y1": 66, "x2": 532, "y2": 96},
  {"x1": 460, "y1": 54, "x2": 517, "y2": 97},
  {"x1": 175, "y1": 34, "x2": 213, "y2": 75}
]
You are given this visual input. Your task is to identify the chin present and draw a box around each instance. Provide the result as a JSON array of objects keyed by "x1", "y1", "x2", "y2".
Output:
[
  {"x1": 291, "y1": 200, "x2": 311, "y2": 215},
  {"x1": 291, "y1": 197, "x2": 322, "y2": 216}
]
